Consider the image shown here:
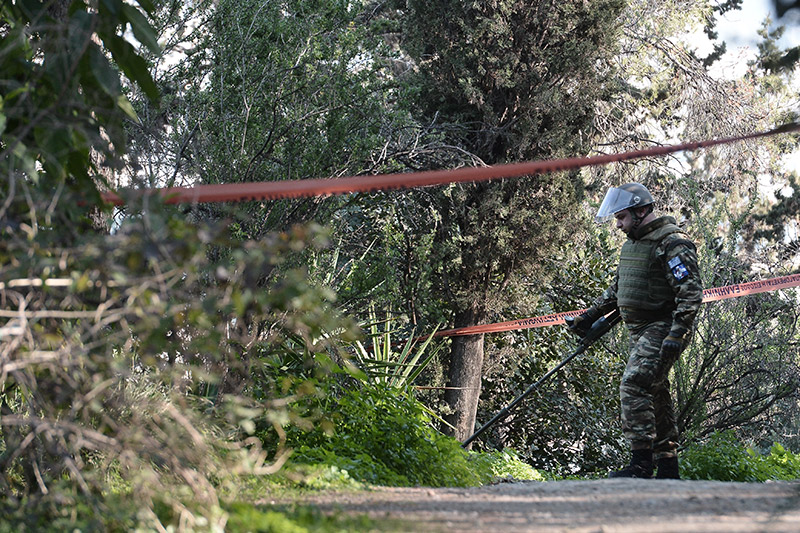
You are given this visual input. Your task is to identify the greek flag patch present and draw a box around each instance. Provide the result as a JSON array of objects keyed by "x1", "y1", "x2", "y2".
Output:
[{"x1": 668, "y1": 256, "x2": 689, "y2": 280}]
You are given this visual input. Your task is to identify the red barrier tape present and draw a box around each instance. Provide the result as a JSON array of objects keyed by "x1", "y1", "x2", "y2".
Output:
[
  {"x1": 98, "y1": 121, "x2": 800, "y2": 338},
  {"x1": 102, "y1": 122, "x2": 800, "y2": 205},
  {"x1": 700, "y1": 273, "x2": 800, "y2": 303},
  {"x1": 434, "y1": 273, "x2": 800, "y2": 338}
]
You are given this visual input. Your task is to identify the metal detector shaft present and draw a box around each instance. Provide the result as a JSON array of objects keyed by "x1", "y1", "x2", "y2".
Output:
[{"x1": 461, "y1": 309, "x2": 621, "y2": 449}]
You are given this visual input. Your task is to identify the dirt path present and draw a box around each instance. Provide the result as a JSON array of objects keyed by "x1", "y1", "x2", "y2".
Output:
[{"x1": 276, "y1": 479, "x2": 800, "y2": 532}]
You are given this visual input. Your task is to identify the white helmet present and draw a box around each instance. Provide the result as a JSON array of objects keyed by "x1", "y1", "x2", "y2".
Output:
[{"x1": 595, "y1": 183, "x2": 654, "y2": 223}]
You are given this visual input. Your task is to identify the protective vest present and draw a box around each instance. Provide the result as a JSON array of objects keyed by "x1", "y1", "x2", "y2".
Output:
[{"x1": 617, "y1": 218, "x2": 685, "y2": 314}]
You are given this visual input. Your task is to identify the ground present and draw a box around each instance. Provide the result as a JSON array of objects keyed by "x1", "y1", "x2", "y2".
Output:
[{"x1": 271, "y1": 479, "x2": 800, "y2": 532}]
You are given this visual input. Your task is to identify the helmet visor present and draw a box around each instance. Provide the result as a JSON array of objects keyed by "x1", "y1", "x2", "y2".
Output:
[{"x1": 595, "y1": 187, "x2": 639, "y2": 222}]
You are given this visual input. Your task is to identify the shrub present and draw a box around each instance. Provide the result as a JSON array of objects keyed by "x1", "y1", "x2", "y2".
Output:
[
  {"x1": 753, "y1": 442, "x2": 800, "y2": 481},
  {"x1": 282, "y1": 384, "x2": 480, "y2": 487},
  {"x1": 681, "y1": 431, "x2": 759, "y2": 481},
  {"x1": 468, "y1": 449, "x2": 547, "y2": 483},
  {"x1": 0, "y1": 205, "x2": 359, "y2": 529},
  {"x1": 279, "y1": 382, "x2": 547, "y2": 487},
  {"x1": 681, "y1": 431, "x2": 800, "y2": 482}
]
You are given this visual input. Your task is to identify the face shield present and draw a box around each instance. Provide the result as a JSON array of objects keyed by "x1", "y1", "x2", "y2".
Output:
[{"x1": 595, "y1": 187, "x2": 642, "y2": 222}]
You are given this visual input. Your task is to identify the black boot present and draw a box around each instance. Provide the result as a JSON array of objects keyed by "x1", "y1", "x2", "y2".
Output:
[
  {"x1": 655, "y1": 456, "x2": 680, "y2": 479},
  {"x1": 608, "y1": 449, "x2": 653, "y2": 478}
]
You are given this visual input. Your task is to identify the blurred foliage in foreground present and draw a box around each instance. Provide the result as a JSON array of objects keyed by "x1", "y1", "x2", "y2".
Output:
[
  {"x1": 0, "y1": 193, "x2": 541, "y2": 530},
  {"x1": 0, "y1": 201, "x2": 358, "y2": 529}
]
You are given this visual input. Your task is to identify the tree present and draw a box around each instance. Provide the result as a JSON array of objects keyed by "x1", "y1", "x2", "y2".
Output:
[
  {"x1": 672, "y1": 176, "x2": 800, "y2": 449},
  {"x1": 666, "y1": 15, "x2": 800, "y2": 450},
  {"x1": 124, "y1": 0, "x2": 397, "y2": 236},
  {"x1": 741, "y1": 20, "x2": 800, "y2": 266},
  {"x1": 386, "y1": 0, "x2": 627, "y2": 441},
  {"x1": 446, "y1": 0, "x2": 800, "y2": 458},
  {"x1": 771, "y1": 0, "x2": 800, "y2": 17},
  {"x1": 475, "y1": 227, "x2": 631, "y2": 473}
]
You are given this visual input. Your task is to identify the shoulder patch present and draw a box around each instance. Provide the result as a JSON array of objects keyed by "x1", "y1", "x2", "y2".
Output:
[{"x1": 668, "y1": 255, "x2": 689, "y2": 280}]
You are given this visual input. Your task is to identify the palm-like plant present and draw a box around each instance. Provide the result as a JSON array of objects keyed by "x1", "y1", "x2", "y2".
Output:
[{"x1": 352, "y1": 306, "x2": 443, "y2": 389}]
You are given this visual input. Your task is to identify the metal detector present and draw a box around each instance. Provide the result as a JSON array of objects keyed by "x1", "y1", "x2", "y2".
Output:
[{"x1": 461, "y1": 309, "x2": 622, "y2": 448}]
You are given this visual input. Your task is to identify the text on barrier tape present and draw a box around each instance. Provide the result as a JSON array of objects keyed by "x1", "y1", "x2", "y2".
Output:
[{"x1": 434, "y1": 273, "x2": 800, "y2": 338}]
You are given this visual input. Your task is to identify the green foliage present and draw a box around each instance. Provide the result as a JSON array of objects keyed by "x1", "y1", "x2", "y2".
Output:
[
  {"x1": 675, "y1": 291, "x2": 800, "y2": 444},
  {"x1": 292, "y1": 464, "x2": 364, "y2": 491},
  {"x1": 681, "y1": 431, "x2": 761, "y2": 482},
  {"x1": 227, "y1": 505, "x2": 309, "y2": 533},
  {"x1": 681, "y1": 431, "x2": 800, "y2": 482},
  {"x1": 758, "y1": 442, "x2": 800, "y2": 480},
  {"x1": 381, "y1": 0, "x2": 630, "y2": 443},
  {"x1": 0, "y1": 201, "x2": 360, "y2": 528},
  {"x1": 226, "y1": 502, "x2": 378, "y2": 533},
  {"x1": 202, "y1": 0, "x2": 381, "y2": 182},
  {"x1": 402, "y1": 0, "x2": 625, "y2": 163},
  {"x1": 128, "y1": 0, "x2": 396, "y2": 236},
  {"x1": 4, "y1": 5, "x2": 800, "y2": 533},
  {"x1": 673, "y1": 176, "x2": 800, "y2": 446},
  {"x1": 351, "y1": 305, "x2": 444, "y2": 388},
  {"x1": 468, "y1": 449, "x2": 547, "y2": 483},
  {"x1": 751, "y1": 171, "x2": 800, "y2": 245},
  {"x1": 317, "y1": 198, "x2": 449, "y2": 330},
  {"x1": 0, "y1": 489, "x2": 139, "y2": 533},
  {"x1": 394, "y1": 0, "x2": 629, "y2": 314},
  {"x1": 280, "y1": 380, "x2": 545, "y2": 487},
  {"x1": 1, "y1": 0, "x2": 159, "y2": 218},
  {"x1": 754, "y1": 18, "x2": 800, "y2": 74},
  {"x1": 283, "y1": 384, "x2": 481, "y2": 487}
]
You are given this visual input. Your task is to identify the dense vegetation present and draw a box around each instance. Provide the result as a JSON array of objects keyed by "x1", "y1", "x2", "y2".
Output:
[{"x1": 1, "y1": 0, "x2": 800, "y2": 530}]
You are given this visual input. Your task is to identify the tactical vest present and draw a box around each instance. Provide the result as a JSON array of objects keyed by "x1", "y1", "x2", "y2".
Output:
[{"x1": 617, "y1": 218, "x2": 685, "y2": 315}]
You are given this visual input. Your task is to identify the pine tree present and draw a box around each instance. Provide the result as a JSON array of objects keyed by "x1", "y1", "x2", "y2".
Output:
[{"x1": 394, "y1": 0, "x2": 626, "y2": 441}]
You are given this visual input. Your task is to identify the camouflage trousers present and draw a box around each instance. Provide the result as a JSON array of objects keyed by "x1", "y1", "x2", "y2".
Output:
[{"x1": 620, "y1": 320, "x2": 682, "y2": 459}]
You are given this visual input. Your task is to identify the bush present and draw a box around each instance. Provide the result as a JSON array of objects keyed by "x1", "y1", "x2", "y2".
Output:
[
  {"x1": 757, "y1": 442, "x2": 800, "y2": 480},
  {"x1": 681, "y1": 431, "x2": 800, "y2": 482},
  {"x1": 282, "y1": 383, "x2": 480, "y2": 487},
  {"x1": 681, "y1": 431, "x2": 759, "y2": 481},
  {"x1": 468, "y1": 449, "x2": 547, "y2": 483},
  {"x1": 0, "y1": 203, "x2": 360, "y2": 529},
  {"x1": 278, "y1": 382, "x2": 546, "y2": 487}
]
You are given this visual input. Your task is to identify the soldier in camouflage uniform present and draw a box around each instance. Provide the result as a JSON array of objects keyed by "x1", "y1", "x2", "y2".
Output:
[{"x1": 569, "y1": 183, "x2": 703, "y2": 479}]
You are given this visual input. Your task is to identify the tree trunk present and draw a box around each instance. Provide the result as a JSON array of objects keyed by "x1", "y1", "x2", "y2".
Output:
[{"x1": 443, "y1": 308, "x2": 485, "y2": 447}]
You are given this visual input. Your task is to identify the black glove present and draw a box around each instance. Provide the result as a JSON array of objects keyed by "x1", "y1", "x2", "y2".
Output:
[
  {"x1": 661, "y1": 335, "x2": 683, "y2": 357},
  {"x1": 566, "y1": 312, "x2": 594, "y2": 338}
]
